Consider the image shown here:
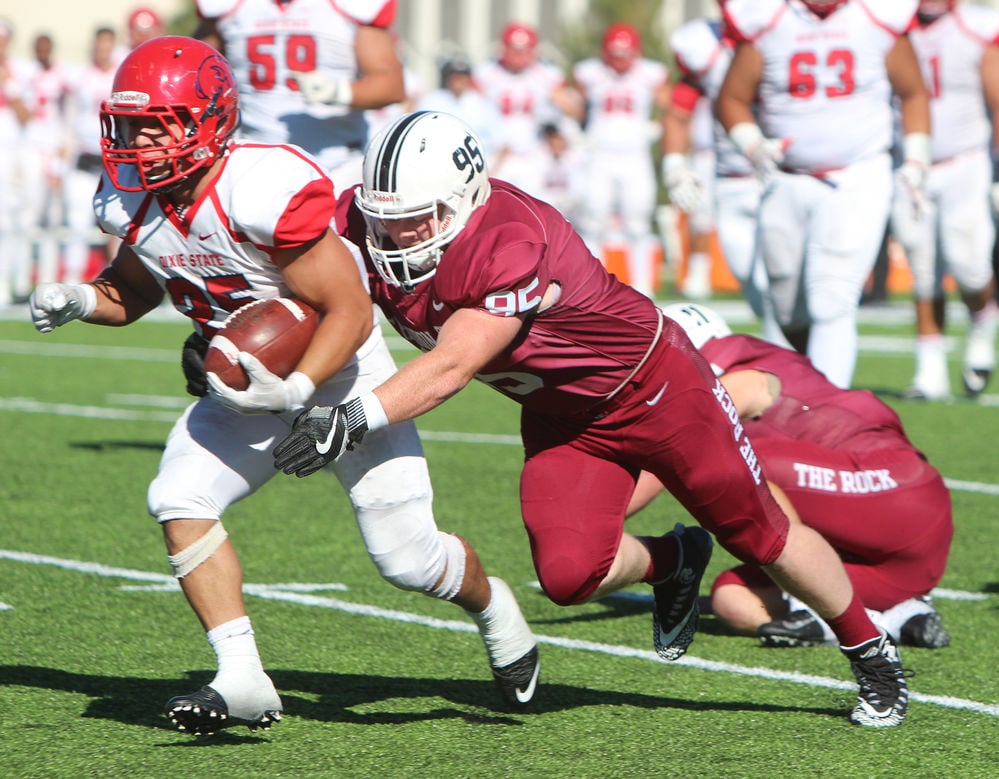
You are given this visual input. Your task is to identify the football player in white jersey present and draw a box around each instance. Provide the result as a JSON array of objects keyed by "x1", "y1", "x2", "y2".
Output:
[
  {"x1": 890, "y1": 0, "x2": 999, "y2": 400},
  {"x1": 474, "y1": 21, "x2": 583, "y2": 199},
  {"x1": 194, "y1": 0, "x2": 405, "y2": 193},
  {"x1": 28, "y1": 37, "x2": 538, "y2": 736},
  {"x1": 0, "y1": 18, "x2": 31, "y2": 306},
  {"x1": 15, "y1": 33, "x2": 73, "y2": 297},
  {"x1": 665, "y1": 16, "x2": 788, "y2": 346},
  {"x1": 572, "y1": 23, "x2": 671, "y2": 297},
  {"x1": 717, "y1": 0, "x2": 931, "y2": 389},
  {"x1": 62, "y1": 27, "x2": 121, "y2": 286}
]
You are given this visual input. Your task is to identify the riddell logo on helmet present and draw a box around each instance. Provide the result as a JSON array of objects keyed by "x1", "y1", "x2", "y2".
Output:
[
  {"x1": 368, "y1": 191, "x2": 399, "y2": 204},
  {"x1": 111, "y1": 90, "x2": 150, "y2": 107}
]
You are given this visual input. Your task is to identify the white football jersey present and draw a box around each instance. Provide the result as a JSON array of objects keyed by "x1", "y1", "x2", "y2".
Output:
[
  {"x1": 723, "y1": 0, "x2": 919, "y2": 171},
  {"x1": 572, "y1": 57, "x2": 668, "y2": 151},
  {"x1": 65, "y1": 60, "x2": 117, "y2": 157},
  {"x1": 671, "y1": 17, "x2": 752, "y2": 177},
  {"x1": 0, "y1": 55, "x2": 32, "y2": 146},
  {"x1": 22, "y1": 59, "x2": 72, "y2": 150},
  {"x1": 196, "y1": 0, "x2": 395, "y2": 165},
  {"x1": 473, "y1": 59, "x2": 566, "y2": 154},
  {"x1": 93, "y1": 144, "x2": 341, "y2": 338},
  {"x1": 908, "y1": 4, "x2": 999, "y2": 161}
]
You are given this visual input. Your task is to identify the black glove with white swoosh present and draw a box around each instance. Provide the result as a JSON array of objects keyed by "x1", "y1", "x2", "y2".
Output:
[{"x1": 273, "y1": 399, "x2": 369, "y2": 477}]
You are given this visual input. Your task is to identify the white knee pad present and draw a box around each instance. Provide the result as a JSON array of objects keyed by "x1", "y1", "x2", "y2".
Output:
[
  {"x1": 428, "y1": 532, "x2": 466, "y2": 601},
  {"x1": 167, "y1": 521, "x2": 228, "y2": 579}
]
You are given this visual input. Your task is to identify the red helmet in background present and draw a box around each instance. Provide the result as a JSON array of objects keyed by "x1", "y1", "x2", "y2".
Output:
[
  {"x1": 100, "y1": 36, "x2": 239, "y2": 192},
  {"x1": 801, "y1": 0, "x2": 850, "y2": 15},
  {"x1": 602, "y1": 23, "x2": 640, "y2": 73},
  {"x1": 500, "y1": 22, "x2": 538, "y2": 71}
]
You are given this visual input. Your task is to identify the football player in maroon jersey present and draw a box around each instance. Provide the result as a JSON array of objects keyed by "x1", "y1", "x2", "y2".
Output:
[{"x1": 276, "y1": 111, "x2": 913, "y2": 727}]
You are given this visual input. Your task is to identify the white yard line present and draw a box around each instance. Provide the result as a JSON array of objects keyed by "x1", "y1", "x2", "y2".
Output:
[{"x1": 1, "y1": 548, "x2": 996, "y2": 718}]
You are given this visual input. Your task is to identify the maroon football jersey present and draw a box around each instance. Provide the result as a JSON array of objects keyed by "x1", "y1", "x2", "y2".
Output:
[
  {"x1": 340, "y1": 180, "x2": 663, "y2": 416},
  {"x1": 700, "y1": 334, "x2": 912, "y2": 451}
]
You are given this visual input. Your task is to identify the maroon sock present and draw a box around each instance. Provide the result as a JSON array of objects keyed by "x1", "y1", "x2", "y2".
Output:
[
  {"x1": 637, "y1": 534, "x2": 681, "y2": 585},
  {"x1": 826, "y1": 593, "x2": 880, "y2": 649}
]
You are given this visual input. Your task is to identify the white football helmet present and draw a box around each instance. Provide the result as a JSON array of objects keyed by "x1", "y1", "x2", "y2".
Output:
[
  {"x1": 661, "y1": 303, "x2": 732, "y2": 349},
  {"x1": 356, "y1": 111, "x2": 492, "y2": 290}
]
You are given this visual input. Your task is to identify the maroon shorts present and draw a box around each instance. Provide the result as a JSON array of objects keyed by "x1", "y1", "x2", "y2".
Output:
[{"x1": 519, "y1": 335, "x2": 790, "y2": 605}]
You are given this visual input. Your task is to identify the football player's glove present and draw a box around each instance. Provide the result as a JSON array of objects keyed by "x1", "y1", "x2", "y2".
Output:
[
  {"x1": 729, "y1": 122, "x2": 790, "y2": 184},
  {"x1": 207, "y1": 352, "x2": 315, "y2": 415},
  {"x1": 30, "y1": 282, "x2": 97, "y2": 333},
  {"x1": 662, "y1": 153, "x2": 704, "y2": 214},
  {"x1": 181, "y1": 331, "x2": 210, "y2": 397},
  {"x1": 273, "y1": 399, "x2": 369, "y2": 477},
  {"x1": 292, "y1": 71, "x2": 353, "y2": 108}
]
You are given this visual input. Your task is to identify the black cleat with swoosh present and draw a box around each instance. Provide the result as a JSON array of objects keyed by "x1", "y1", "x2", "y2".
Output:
[{"x1": 491, "y1": 646, "x2": 540, "y2": 707}]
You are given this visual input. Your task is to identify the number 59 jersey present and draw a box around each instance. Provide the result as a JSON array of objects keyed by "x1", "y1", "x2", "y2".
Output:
[
  {"x1": 93, "y1": 143, "x2": 340, "y2": 338},
  {"x1": 722, "y1": 0, "x2": 919, "y2": 172},
  {"x1": 196, "y1": 0, "x2": 395, "y2": 163}
]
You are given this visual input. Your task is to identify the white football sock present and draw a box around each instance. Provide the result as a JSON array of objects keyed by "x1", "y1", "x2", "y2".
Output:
[{"x1": 467, "y1": 577, "x2": 535, "y2": 668}]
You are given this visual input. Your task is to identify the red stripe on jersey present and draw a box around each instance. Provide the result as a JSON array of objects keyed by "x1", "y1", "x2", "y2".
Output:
[
  {"x1": 671, "y1": 81, "x2": 702, "y2": 112},
  {"x1": 275, "y1": 178, "x2": 337, "y2": 248}
]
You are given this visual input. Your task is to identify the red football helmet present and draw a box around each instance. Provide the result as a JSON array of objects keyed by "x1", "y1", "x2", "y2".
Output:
[
  {"x1": 602, "y1": 23, "x2": 640, "y2": 73},
  {"x1": 500, "y1": 22, "x2": 538, "y2": 71},
  {"x1": 100, "y1": 36, "x2": 239, "y2": 192},
  {"x1": 801, "y1": 0, "x2": 850, "y2": 15}
]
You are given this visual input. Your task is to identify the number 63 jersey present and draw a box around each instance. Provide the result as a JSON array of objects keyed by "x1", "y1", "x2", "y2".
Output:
[
  {"x1": 93, "y1": 143, "x2": 340, "y2": 338},
  {"x1": 722, "y1": 0, "x2": 919, "y2": 172}
]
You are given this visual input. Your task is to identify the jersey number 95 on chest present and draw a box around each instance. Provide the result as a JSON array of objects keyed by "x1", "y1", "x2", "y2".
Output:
[{"x1": 205, "y1": 297, "x2": 319, "y2": 391}]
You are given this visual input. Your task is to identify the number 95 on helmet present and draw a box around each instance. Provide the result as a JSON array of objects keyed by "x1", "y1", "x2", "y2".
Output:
[{"x1": 355, "y1": 111, "x2": 492, "y2": 290}]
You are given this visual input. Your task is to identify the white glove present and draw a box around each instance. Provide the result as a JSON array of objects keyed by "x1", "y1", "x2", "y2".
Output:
[
  {"x1": 30, "y1": 282, "x2": 97, "y2": 333},
  {"x1": 662, "y1": 153, "x2": 704, "y2": 213},
  {"x1": 896, "y1": 132, "x2": 931, "y2": 221},
  {"x1": 990, "y1": 182, "x2": 999, "y2": 216},
  {"x1": 207, "y1": 352, "x2": 315, "y2": 415},
  {"x1": 292, "y1": 71, "x2": 353, "y2": 107},
  {"x1": 729, "y1": 122, "x2": 790, "y2": 184}
]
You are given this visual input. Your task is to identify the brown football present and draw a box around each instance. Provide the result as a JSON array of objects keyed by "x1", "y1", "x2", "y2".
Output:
[{"x1": 205, "y1": 298, "x2": 319, "y2": 391}]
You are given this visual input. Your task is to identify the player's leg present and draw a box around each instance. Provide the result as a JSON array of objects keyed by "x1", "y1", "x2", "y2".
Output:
[
  {"x1": 329, "y1": 333, "x2": 539, "y2": 706},
  {"x1": 893, "y1": 161, "x2": 950, "y2": 398},
  {"x1": 620, "y1": 154, "x2": 661, "y2": 298},
  {"x1": 630, "y1": 342, "x2": 908, "y2": 724},
  {"x1": 804, "y1": 154, "x2": 893, "y2": 388},
  {"x1": 150, "y1": 399, "x2": 288, "y2": 734},
  {"x1": 576, "y1": 153, "x2": 617, "y2": 264},
  {"x1": 938, "y1": 150, "x2": 998, "y2": 397},
  {"x1": 756, "y1": 172, "x2": 814, "y2": 352}
]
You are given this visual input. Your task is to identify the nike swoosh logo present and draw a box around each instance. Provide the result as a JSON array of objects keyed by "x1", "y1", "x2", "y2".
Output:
[
  {"x1": 514, "y1": 661, "x2": 541, "y2": 704},
  {"x1": 314, "y1": 423, "x2": 338, "y2": 455},
  {"x1": 431, "y1": 300, "x2": 445, "y2": 312},
  {"x1": 199, "y1": 232, "x2": 216, "y2": 240},
  {"x1": 646, "y1": 381, "x2": 669, "y2": 406}
]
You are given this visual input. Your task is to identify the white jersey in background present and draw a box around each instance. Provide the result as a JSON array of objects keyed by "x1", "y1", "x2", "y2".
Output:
[
  {"x1": 572, "y1": 57, "x2": 668, "y2": 152},
  {"x1": 671, "y1": 18, "x2": 752, "y2": 178},
  {"x1": 909, "y1": 4, "x2": 999, "y2": 162},
  {"x1": 195, "y1": 0, "x2": 394, "y2": 175},
  {"x1": 724, "y1": 0, "x2": 916, "y2": 173},
  {"x1": 473, "y1": 58, "x2": 566, "y2": 156}
]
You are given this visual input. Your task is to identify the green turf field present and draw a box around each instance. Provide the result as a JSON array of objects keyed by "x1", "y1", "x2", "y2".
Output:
[{"x1": 1, "y1": 302, "x2": 997, "y2": 778}]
